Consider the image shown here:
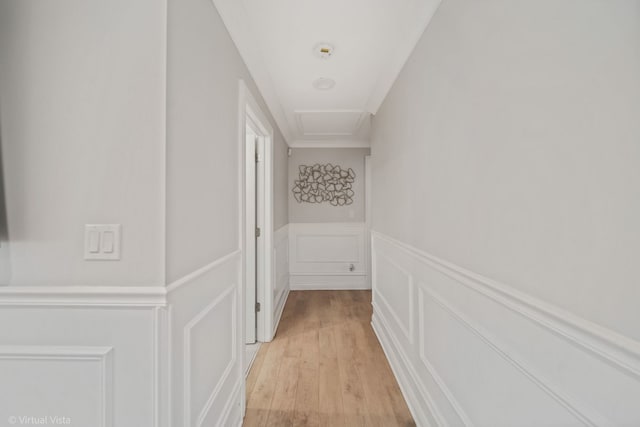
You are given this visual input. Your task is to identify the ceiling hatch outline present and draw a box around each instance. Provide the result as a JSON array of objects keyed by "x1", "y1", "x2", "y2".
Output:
[{"x1": 295, "y1": 110, "x2": 368, "y2": 137}]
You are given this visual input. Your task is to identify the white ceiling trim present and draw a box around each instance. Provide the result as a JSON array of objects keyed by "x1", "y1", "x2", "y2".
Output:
[
  {"x1": 294, "y1": 110, "x2": 368, "y2": 137},
  {"x1": 211, "y1": 0, "x2": 294, "y2": 145},
  {"x1": 364, "y1": 0, "x2": 443, "y2": 114},
  {"x1": 213, "y1": 0, "x2": 443, "y2": 147},
  {"x1": 290, "y1": 140, "x2": 371, "y2": 149}
]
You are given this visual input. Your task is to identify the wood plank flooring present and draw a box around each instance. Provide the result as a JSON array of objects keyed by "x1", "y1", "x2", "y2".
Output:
[{"x1": 244, "y1": 290, "x2": 415, "y2": 427}]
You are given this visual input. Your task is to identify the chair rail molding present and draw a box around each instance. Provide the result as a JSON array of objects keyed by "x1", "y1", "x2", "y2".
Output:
[{"x1": 0, "y1": 286, "x2": 168, "y2": 307}]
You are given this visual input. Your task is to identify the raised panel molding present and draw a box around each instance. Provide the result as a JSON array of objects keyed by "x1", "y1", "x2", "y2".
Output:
[
  {"x1": 167, "y1": 249, "x2": 242, "y2": 427},
  {"x1": 373, "y1": 254, "x2": 414, "y2": 344},
  {"x1": 183, "y1": 285, "x2": 237, "y2": 427},
  {"x1": 371, "y1": 231, "x2": 640, "y2": 427},
  {"x1": 372, "y1": 232, "x2": 640, "y2": 380},
  {"x1": 0, "y1": 346, "x2": 114, "y2": 427},
  {"x1": 416, "y1": 288, "x2": 473, "y2": 427},
  {"x1": 289, "y1": 223, "x2": 370, "y2": 290},
  {"x1": 372, "y1": 311, "x2": 447, "y2": 427},
  {"x1": 418, "y1": 286, "x2": 610, "y2": 427},
  {"x1": 296, "y1": 234, "x2": 360, "y2": 263},
  {"x1": 0, "y1": 252, "x2": 246, "y2": 427}
]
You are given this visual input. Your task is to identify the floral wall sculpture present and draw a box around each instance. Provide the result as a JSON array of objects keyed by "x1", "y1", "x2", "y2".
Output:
[{"x1": 292, "y1": 164, "x2": 355, "y2": 206}]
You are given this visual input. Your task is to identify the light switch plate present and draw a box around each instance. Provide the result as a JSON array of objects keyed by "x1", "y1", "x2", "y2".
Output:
[{"x1": 84, "y1": 224, "x2": 121, "y2": 260}]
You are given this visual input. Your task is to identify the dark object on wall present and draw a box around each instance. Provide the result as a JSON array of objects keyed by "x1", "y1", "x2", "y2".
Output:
[
  {"x1": 0, "y1": 118, "x2": 7, "y2": 243},
  {"x1": 292, "y1": 164, "x2": 355, "y2": 206}
]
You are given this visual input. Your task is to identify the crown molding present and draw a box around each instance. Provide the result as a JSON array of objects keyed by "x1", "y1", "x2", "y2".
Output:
[
  {"x1": 211, "y1": 0, "x2": 294, "y2": 144},
  {"x1": 290, "y1": 139, "x2": 371, "y2": 149},
  {"x1": 364, "y1": 0, "x2": 442, "y2": 114}
]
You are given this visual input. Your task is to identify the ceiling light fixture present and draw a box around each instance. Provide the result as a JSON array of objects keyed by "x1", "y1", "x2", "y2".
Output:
[
  {"x1": 312, "y1": 77, "x2": 336, "y2": 91},
  {"x1": 313, "y1": 43, "x2": 335, "y2": 59}
]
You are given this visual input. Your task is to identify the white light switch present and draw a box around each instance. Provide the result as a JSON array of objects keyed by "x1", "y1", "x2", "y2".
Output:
[
  {"x1": 88, "y1": 230, "x2": 100, "y2": 253},
  {"x1": 102, "y1": 231, "x2": 115, "y2": 253},
  {"x1": 84, "y1": 224, "x2": 121, "y2": 260}
]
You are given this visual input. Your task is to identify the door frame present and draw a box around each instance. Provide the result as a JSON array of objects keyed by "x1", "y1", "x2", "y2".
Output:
[
  {"x1": 238, "y1": 80, "x2": 275, "y2": 345},
  {"x1": 365, "y1": 155, "x2": 372, "y2": 287}
]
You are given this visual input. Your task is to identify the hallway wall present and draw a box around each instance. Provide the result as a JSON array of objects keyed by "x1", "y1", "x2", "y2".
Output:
[
  {"x1": 166, "y1": 0, "x2": 288, "y2": 283},
  {"x1": 288, "y1": 148, "x2": 369, "y2": 223},
  {"x1": 0, "y1": 0, "x2": 167, "y2": 287},
  {"x1": 370, "y1": 0, "x2": 640, "y2": 425},
  {"x1": 165, "y1": 0, "x2": 289, "y2": 425},
  {"x1": 0, "y1": 0, "x2": 290, "y2": 425},
  {"x1": 288, "y1": 148, "x2": 371, "y2": 290}
]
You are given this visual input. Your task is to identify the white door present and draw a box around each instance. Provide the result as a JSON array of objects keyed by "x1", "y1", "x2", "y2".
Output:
[
  {"x1": 245, "y1": 126, "x2": 257, "y2": 344},
  {"x1": 245, "y1": 122, "x2": 265, "y2": 344}
]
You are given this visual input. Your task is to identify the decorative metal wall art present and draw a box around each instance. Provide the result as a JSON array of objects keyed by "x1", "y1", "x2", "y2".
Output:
[{"x1": 292, "y1": 164, "x2": 355, "y2": 206}]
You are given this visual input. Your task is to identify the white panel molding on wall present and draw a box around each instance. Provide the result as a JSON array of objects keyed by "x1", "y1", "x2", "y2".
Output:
[
  {"x1": 183, "y1": 285, "x2": 237, "y2": 427},
  {"x1": 289, "y1": 223, "x2": 370, "y2": 290},
  {"x1": 0, "y1": 346, "x2": 114, "y2": 427},
  {"x1": 0, "y1": 246, "x2": 285, "y2": 427},
  {"x1": 0, "y1": 288, "x2": 167, "y2": 427},
  {"x1": 371, "y1": 231, "x2": 640, "y2": 427},
  {"x1": 167, "y1": 250, "x2": 243, "y2": 427}
]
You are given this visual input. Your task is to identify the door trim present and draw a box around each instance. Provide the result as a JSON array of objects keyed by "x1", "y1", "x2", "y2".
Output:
[{"x1": 238, "y1": 80, "x2": 275, "y2": 345}]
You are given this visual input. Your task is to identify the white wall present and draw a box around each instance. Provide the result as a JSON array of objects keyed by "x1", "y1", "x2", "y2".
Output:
[
  {"x1": 166, "y1": 0, "x2": 288, "y2": 283},
  {"x1": 288, "y1": 148, "x2": 371, "y2": 289},
  {"x1": 0, "y1": 0, "x2": 167, "y2": 287},
  {"x1": 0, "y1": 0, "x2": 290, "y2": 425},
  {"x1": 371, "y1": 0, "x2": 640, "y2": 425},
  {"x1": 0, "y1": 2, "x2": 168, "y2": 424},
  {"x1": 274, "y1": 139, "x2": 289, "y2": 231},
  {"x1": 373, "y1": 0, "x2": 640, "y2": 343},
  {"x1": 288, "y1": 148, "x2": 369, "y2": 223}
]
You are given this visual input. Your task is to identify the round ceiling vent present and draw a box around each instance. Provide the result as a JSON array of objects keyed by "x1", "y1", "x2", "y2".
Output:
[
  {"x1": 313, "y1": 77, "x2": 336, "y2": 90},
  {"x1": 313, "y1": 43, "x2": 335, "y2": 59}
]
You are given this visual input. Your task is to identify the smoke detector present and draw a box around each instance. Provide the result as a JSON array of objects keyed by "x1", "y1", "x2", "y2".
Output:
[
  {"x1": 313, "y1": 43, "x2": 335, "y2": 59},
  {"x1": 313, "y1": 77, "x2": 336, "y2": 90}
]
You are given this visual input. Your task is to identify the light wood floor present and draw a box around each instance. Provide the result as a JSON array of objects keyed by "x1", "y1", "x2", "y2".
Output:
[{"x1": 244, "y1": 290, "x2": 415, "y2": 427}]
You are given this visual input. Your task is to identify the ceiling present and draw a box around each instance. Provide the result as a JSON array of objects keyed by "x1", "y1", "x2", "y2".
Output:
[{"x1": 213, "y1": 0, "x2": 442, "y2": 147}]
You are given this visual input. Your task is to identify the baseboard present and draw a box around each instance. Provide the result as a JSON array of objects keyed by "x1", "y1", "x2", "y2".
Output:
[
  {"x1": 218, "y1": 377, "x2": 243, "y2": 427},
  {"x1": 372, "y1": 312, "x2": 443, "y2": 427},
  {"x1": 244, "y1": 343, "x2": 261, "y2": 378},
  {"x1": 272, "y1": 286, "x2": 290, "y2": 339},
  {"x1": 289, "y1": 274, "x2": 371, "y2": 290}
]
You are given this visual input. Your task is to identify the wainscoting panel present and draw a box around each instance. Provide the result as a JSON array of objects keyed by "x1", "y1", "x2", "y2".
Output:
[
  {"x1": 0, "y1": 346, "x2": 113, "y2": 427},
  {"x1": 167, "y1": 250, "x2": 242, "y2": 427},
  {"x1": 374, "y1": 254, "x2": 414, "y2": 344},
  {"x1": 289, "y1": 223, "x2": 370, "y2": 290},
  {"x1": 371, "y1": 231, "x2": 640, "y2": 427},
  {"x1": 0, "y1": 292, "x2": 162, "y2": 427},
  {"x1": 273, "y1": 225, "x2": 290, "y2": 337}
]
